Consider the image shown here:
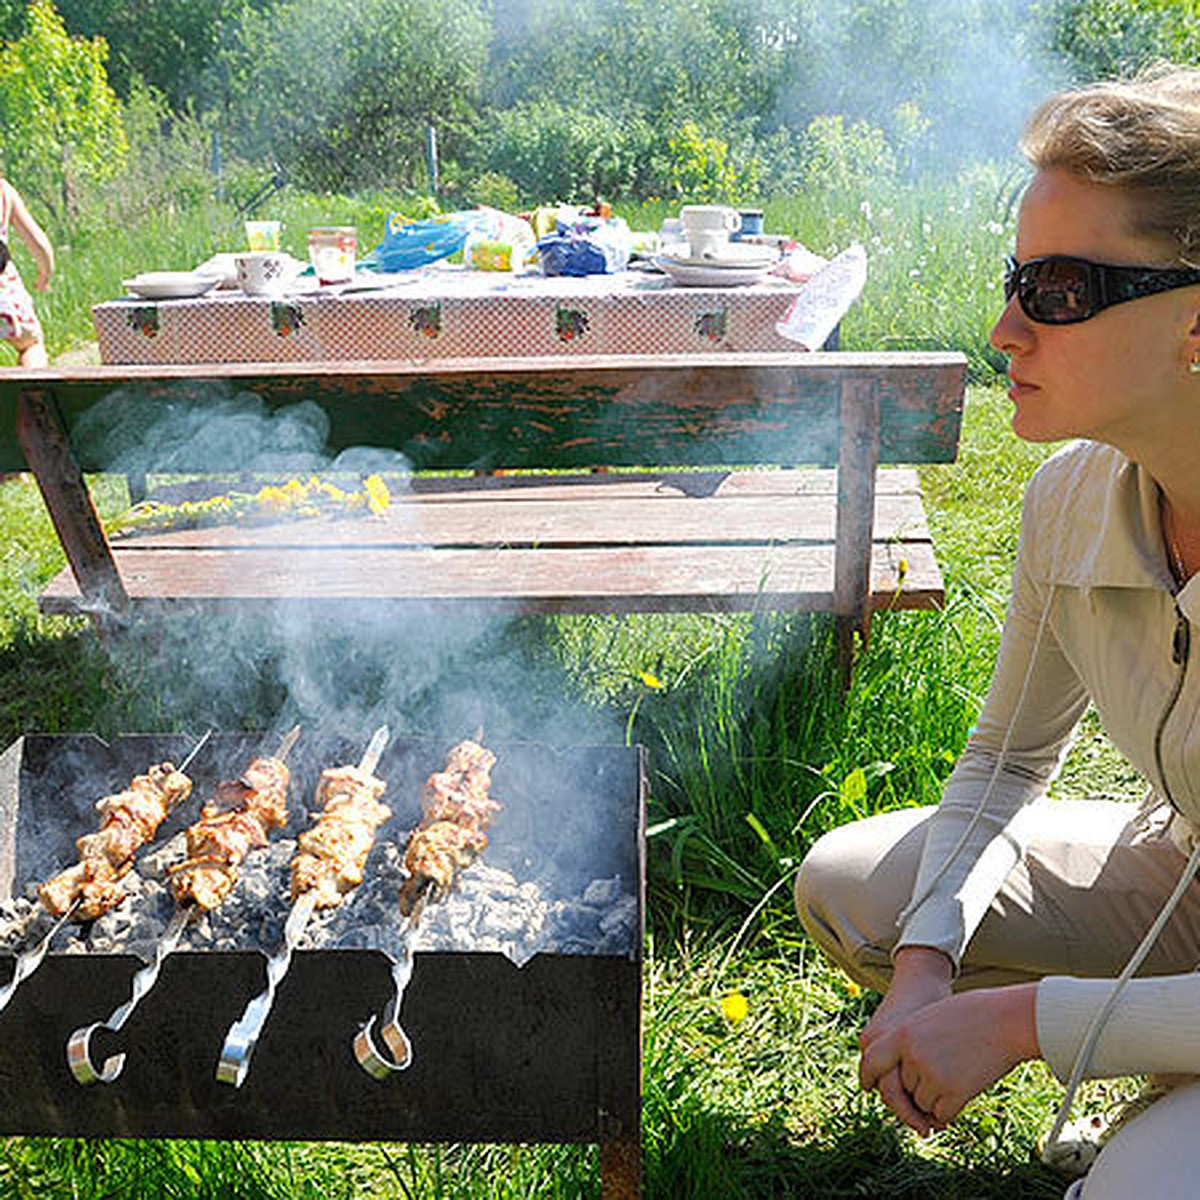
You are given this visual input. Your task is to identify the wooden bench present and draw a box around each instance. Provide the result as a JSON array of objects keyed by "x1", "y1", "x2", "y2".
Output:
[{"x1": 0, "y1": 351, "x2": 965, "y2": 671}]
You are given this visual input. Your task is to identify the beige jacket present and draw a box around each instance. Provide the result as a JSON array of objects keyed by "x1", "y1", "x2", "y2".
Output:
[{"x1": 896, "y1": 438, "x2": 1200, "y2": 1081}]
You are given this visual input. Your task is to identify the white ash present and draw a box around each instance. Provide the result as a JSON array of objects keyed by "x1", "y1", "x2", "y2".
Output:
[{"x1": 0, "y1": 830, "x2": 637, "y2": 969}]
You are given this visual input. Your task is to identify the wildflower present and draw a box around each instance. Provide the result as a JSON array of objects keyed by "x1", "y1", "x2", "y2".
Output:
[
  {"x1": 843, "y1": 980, "x2": 862, "y2": 998},
  {"x1": 720, "y1": 992, "x2": 749, "y2": 1024},
  {"x1": 364, "y1": 473, "x2": 390, "y2": 515},
  {"x1": 638, "y1": 670, "x2": 664, "y2": 690}
]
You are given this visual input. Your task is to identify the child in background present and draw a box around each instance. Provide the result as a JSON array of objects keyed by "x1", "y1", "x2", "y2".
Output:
[{"x1": 0, "y1": 176, "x2": 54, "y2": 367}]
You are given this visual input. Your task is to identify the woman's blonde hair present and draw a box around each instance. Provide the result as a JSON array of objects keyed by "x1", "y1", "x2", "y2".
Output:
[{"x1": 1022, "y1": 63, "x2": 1200, "y2": 264}]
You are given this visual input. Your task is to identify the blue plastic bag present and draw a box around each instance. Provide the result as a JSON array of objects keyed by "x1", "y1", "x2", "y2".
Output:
[
  {"x1": 361, "y1": 211, "x2": 486, "y2": 272},
  {"x1": 536, "y1": 217, "x2": 631, "y2": 276}
]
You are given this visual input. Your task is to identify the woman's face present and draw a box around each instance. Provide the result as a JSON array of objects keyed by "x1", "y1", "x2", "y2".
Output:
[{"x1": 990, "y1": 167, "x2": 1200, "y2": 451}]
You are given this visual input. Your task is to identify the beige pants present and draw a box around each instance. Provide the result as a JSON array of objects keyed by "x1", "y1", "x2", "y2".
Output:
[{"x1": 794, "y1": 799, "x2": 1200, "y2": 1199}]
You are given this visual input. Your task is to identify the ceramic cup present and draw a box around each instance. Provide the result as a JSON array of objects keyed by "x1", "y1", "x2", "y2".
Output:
[
  {"x1": 731, "y1": 209, "x2": 764, "y2": 241},
  {"x1": 680, "y1": 205, "x2": 741, "y2": 258},
  {"x1": 234, "y1": 251, "x2": 297, "y2": 295}
]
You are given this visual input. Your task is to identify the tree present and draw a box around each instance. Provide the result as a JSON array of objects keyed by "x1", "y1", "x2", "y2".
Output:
[
  {"x1": 0, "y1": 0, "x2": 127, "y2": 220},
  {"x1": 54, "y1": 0, "x2": 278, "y2": 115},
  {"x1": 219, "y1": 0, "x2": 489, "y2": 191}
]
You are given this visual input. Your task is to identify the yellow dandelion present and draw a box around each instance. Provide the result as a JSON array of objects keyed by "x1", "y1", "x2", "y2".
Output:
[
  {"x1": 844, "y1": 980, "x2": 862, "y2": 997},
  {"x1": 638, "y1": 670, "x2": 664, "y2": 690},
  {"x1": 364, "y1": 473, "x2": 391, "y2": 515},
  {"x1": 257, "y1": 484, "x2": 289, "y2": 511},
  {"x1": 719, "y1": 992, "x2": 749, "y2": 1024}
]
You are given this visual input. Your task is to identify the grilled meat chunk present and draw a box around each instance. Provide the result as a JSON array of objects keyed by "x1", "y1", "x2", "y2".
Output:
[
  {"x1": 169, "y1": 755, "x2": 291, "y2": 911},
  {"x1": 290, "y1": 764, "x2": 391, "y2": 909},
  {"x1": 39, "y1": 763, "x2": 193, "y2": 920},
  {"x1": 399, "y1": 740, "x2": 500, "y2": 917}
]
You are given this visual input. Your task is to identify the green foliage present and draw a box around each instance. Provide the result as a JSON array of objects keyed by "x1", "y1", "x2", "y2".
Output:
[
  {"x1": 0, "y1": 0, "x2": 127, "y2": 220},
  {"x1": 481, "y1": 99, "x2": 653, "y2": 204},
  {"x1": 54, "y1": 0, "x2": 262, "y2": 113},
  {"x1": 1037, "y1": 0, "x2": 1200, "y2": 81},
  {"x1": 91, "y1": 81, "x2": 217, "y2": 228},
  {"x1": 466, "y1": 169, "x2": 521, "y2": 211},
  {"x1": 487, "y1": 0, "x2": 776, "y2": 132},
  {"x1": 800, "y1": 114, "x2": 898, "y2": 200},
  {"x1": 663, "y1": 120, "x2": 760, "y2": 204},
  {"x1": 218, "y1": 0, "x2": 490, "y2": 192}
]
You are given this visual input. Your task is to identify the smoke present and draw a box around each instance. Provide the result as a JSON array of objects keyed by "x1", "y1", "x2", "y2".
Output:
[
  {"x1": 77, "y1": 381, "x2": 625, "y2": 750},
  {"x1": 767, "y1": 0, "x2": 1073, "y2": 180}
]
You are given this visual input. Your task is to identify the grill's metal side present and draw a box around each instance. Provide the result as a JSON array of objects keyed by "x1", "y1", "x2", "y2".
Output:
[{"x1": 0, "y1": 734, "x2": 643, "y2": 1144}]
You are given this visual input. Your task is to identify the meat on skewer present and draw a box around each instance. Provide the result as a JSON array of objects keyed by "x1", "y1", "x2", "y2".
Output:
[
  {"x1": 290, "y1": 763, "x2": 391, "y2": 909},
  {"x1": 399, "y1": 739, "x2": 501, "y2": 918},
  {"x1": 169, "y1": 754, "x2": 292, "y2": 911},
  {"x1": 39, "y1": 763, "x2": 194, "y2": 921}
]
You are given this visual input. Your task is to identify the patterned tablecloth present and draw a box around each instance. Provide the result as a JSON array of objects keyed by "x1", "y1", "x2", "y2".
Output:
[{"x1": 91, "y1": 266, "x2": 812, "y2": 364}]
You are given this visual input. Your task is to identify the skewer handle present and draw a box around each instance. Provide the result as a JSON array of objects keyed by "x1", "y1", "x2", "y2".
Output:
[
  {"x1": 66, "y1": 906, "x2": 191, "y2": 1085},
  {"x1": 215, "y1": 891, "x2": 316, "y2": 1088},
  {"x1": 353, "y1": 937, "x2": 415, "y2": 1079}
]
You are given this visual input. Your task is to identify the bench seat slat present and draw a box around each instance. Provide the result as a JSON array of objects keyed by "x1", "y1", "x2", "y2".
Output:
[
  {"x1": 114, "y1": 469, "x2": 932, "y2": 550},
  {"x1": 40, "y1": 540, "x2": 942, "y2": 616}
]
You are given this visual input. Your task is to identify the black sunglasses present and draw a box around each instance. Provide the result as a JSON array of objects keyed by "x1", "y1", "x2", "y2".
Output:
[{"x1": 1004, "y1": 254, "x2": 1200, "y2": 324}]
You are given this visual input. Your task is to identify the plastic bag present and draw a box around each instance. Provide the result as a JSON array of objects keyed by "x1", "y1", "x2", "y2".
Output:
[
  {"x1": 462, "y1": 208, "x2": 536, "y2": 271},
  {"x1": 536, "y1": 216, "x2": 632, "y2": 277},
  {"x1": 361, "y1": 211, "x2": 485, "y2": 272}
]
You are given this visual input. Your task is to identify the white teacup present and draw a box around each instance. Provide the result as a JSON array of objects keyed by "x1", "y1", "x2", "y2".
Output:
[
  {"x1": 234, "y1": 251, "x2": 297, "y2": 296},
  {"x1": 680, "y1": 205, "x2": 741, "y2": 258}
]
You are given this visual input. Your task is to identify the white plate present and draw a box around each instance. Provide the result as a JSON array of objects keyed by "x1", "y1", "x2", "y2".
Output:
[
  {"x1": 652, "y1": 256, "x2": 770, "y2": 288},
  {"x1": 122, "y1": 272, "x2": 221, "y2": 300},
  {"x1": 658, "y1": 243, "x2": 777, "y2": 271}
]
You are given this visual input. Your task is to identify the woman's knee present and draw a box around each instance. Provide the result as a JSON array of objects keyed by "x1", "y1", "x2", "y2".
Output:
[
  {"x1": 794, "y1": 822, "x2": 863, "y2": 935},
  {"x1": 794, "y1": 808, "x2": 931, "y2": 983}
]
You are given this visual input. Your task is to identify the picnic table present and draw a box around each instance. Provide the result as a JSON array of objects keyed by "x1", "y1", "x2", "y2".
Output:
[{"x1": 91, "y1": 265, "x2": 822, "y2": 364}]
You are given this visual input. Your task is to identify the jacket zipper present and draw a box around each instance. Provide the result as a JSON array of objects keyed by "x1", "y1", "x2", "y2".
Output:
[{"x1": 1154, "y1": 607, "x2": 1191, "y2": 810}]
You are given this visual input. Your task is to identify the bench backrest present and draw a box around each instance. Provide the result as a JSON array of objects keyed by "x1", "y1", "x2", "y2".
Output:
[{"x1": 0, "y1": 352, "x2": 965, "y2": 475}]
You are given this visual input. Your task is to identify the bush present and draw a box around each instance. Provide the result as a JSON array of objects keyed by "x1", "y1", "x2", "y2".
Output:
[
  {"x1": 477, "y1": 99, "x2": 653, "y2": 203},
  {"x1": 661, "y1": 120, "x2": 761, "y2": 204}
]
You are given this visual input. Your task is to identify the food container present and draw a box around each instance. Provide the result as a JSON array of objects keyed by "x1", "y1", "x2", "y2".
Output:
[{"x1": 307, "y1": 227, "x2": 357, "y2": 286}]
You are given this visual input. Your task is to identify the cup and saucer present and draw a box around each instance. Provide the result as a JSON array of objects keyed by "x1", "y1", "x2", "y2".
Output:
[{"x1": 653, "y1": 205, "x2": 776, "y2": 286}]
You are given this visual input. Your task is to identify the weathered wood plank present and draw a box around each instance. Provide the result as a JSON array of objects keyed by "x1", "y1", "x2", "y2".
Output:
[
  {"x1": 39, "y1": 540, "x2": 942, "y2": 615},
  {"x1": 0, "y1": 354, "x2": 966, "y2": 473}
]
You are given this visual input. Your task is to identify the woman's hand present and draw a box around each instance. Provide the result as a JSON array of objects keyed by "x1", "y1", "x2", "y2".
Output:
[
  {"x1": 860, "y1": 978, "x2": 1040, "y2": 1135},
  {"x1": 858, "y1": 946, "x2": 954, "y2": 1134}
]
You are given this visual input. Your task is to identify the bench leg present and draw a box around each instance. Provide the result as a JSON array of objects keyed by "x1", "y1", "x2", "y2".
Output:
[
  {"x1": 15, "y1": 386, "x2": 130, "y2": 637},
  {"x1": 600, "y1": 1131, "x2": 642, "y2": 1199}
]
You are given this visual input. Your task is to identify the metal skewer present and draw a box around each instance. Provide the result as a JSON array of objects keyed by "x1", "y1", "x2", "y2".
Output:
[
  {"x1": 0, "y1": 728, "x2": 214, "y2": 1021},
  {"x1": 355, "y1": 737, "x2": 497, "y2": 1079},
  {"x1": 65, "y1": 725, "x2": 297, "y2": 1084},
  {"x1": 0, "y1": 898, "x2": 82, "y2": 1016},
  {"x1": 217, "y1": 724, "x2": 390, "y2": 1088}
]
